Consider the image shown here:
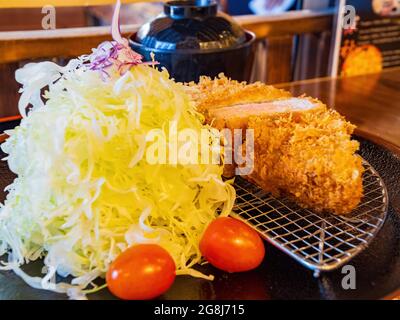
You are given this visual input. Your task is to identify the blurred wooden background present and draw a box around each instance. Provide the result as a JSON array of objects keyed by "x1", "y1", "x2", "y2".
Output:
[{"x1": 0, "y1": 1, "x2": 334, "y2": 120}]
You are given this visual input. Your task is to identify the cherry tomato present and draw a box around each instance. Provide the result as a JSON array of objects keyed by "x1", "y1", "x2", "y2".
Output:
[
  {"x1": 106, "y1": 244, "x2": 176, "y2": 300},
  {"x1": 200, "y1": 217, "x2": 265, "y2": 273}
]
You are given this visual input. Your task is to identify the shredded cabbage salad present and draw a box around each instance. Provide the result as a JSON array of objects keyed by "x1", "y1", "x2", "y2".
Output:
[{"x1": 0, "y1": 1, "x2": 235, "y2": 299}]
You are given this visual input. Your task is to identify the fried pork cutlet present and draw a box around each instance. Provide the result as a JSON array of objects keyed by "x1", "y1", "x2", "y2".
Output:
[
  {"x1": 247, "y1": 107, "x2": 364, "y2": 215},
  {"x1": 187, "y1": 75, "x2": 364, "y2": 215}
]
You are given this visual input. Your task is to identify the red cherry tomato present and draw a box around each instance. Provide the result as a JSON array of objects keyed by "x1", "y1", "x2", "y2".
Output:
[
  {"x1": 106, "y1": 244, "x2": 176, "y2": 300},
  {"x1": 200, "y1": 217, "x2": 265, "y2": 273}
]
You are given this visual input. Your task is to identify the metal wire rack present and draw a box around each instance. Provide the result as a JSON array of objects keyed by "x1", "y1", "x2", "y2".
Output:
[{"x1": 232, "y1": 159, "x2": 388, "y2": 275}]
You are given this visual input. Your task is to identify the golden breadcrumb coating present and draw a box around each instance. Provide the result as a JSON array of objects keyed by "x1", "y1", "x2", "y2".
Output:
[
  {"x1": 247, "y1": 108, "x2": 364, "y2": 215},
  {"x1": 186, "y1": 75, "x2": 364, "y2": 215},
  {"x1": 185, "y1": 73, "x2": 292, "y2": 119}
]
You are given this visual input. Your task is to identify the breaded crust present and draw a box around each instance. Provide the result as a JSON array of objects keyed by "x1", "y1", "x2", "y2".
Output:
[{"x1": 247, "y1": 109, "x2": 364, "y2": 215}]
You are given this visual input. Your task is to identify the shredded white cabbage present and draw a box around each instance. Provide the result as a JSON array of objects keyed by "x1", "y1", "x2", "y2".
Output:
[{"x1": 0, "y1": 61, "x2": 235, "y2": 299}]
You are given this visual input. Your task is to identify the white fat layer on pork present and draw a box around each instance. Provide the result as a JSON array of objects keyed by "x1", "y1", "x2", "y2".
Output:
[{"x1": 211, "y1": 98, "x2": 319, "y2": 118}]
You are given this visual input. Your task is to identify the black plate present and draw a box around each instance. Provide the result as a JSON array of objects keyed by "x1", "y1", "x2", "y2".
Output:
[{"x1": 0, "y1": 136, "x2": 399, "y2": 300}]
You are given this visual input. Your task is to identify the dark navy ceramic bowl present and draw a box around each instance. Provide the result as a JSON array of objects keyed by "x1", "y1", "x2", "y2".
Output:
[{"x1": 129, "y1": 0, "x2": 256, "y2": 83}]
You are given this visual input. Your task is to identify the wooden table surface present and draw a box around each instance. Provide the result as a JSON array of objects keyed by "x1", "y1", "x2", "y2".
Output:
[{"x1": 277, "y1": 67, "x2": 400, "y2": 156}]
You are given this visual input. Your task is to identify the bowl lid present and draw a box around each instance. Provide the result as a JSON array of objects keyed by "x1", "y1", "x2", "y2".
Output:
[{"x1": 134, "y1": 0, "x2": 247, "y2": 51}]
